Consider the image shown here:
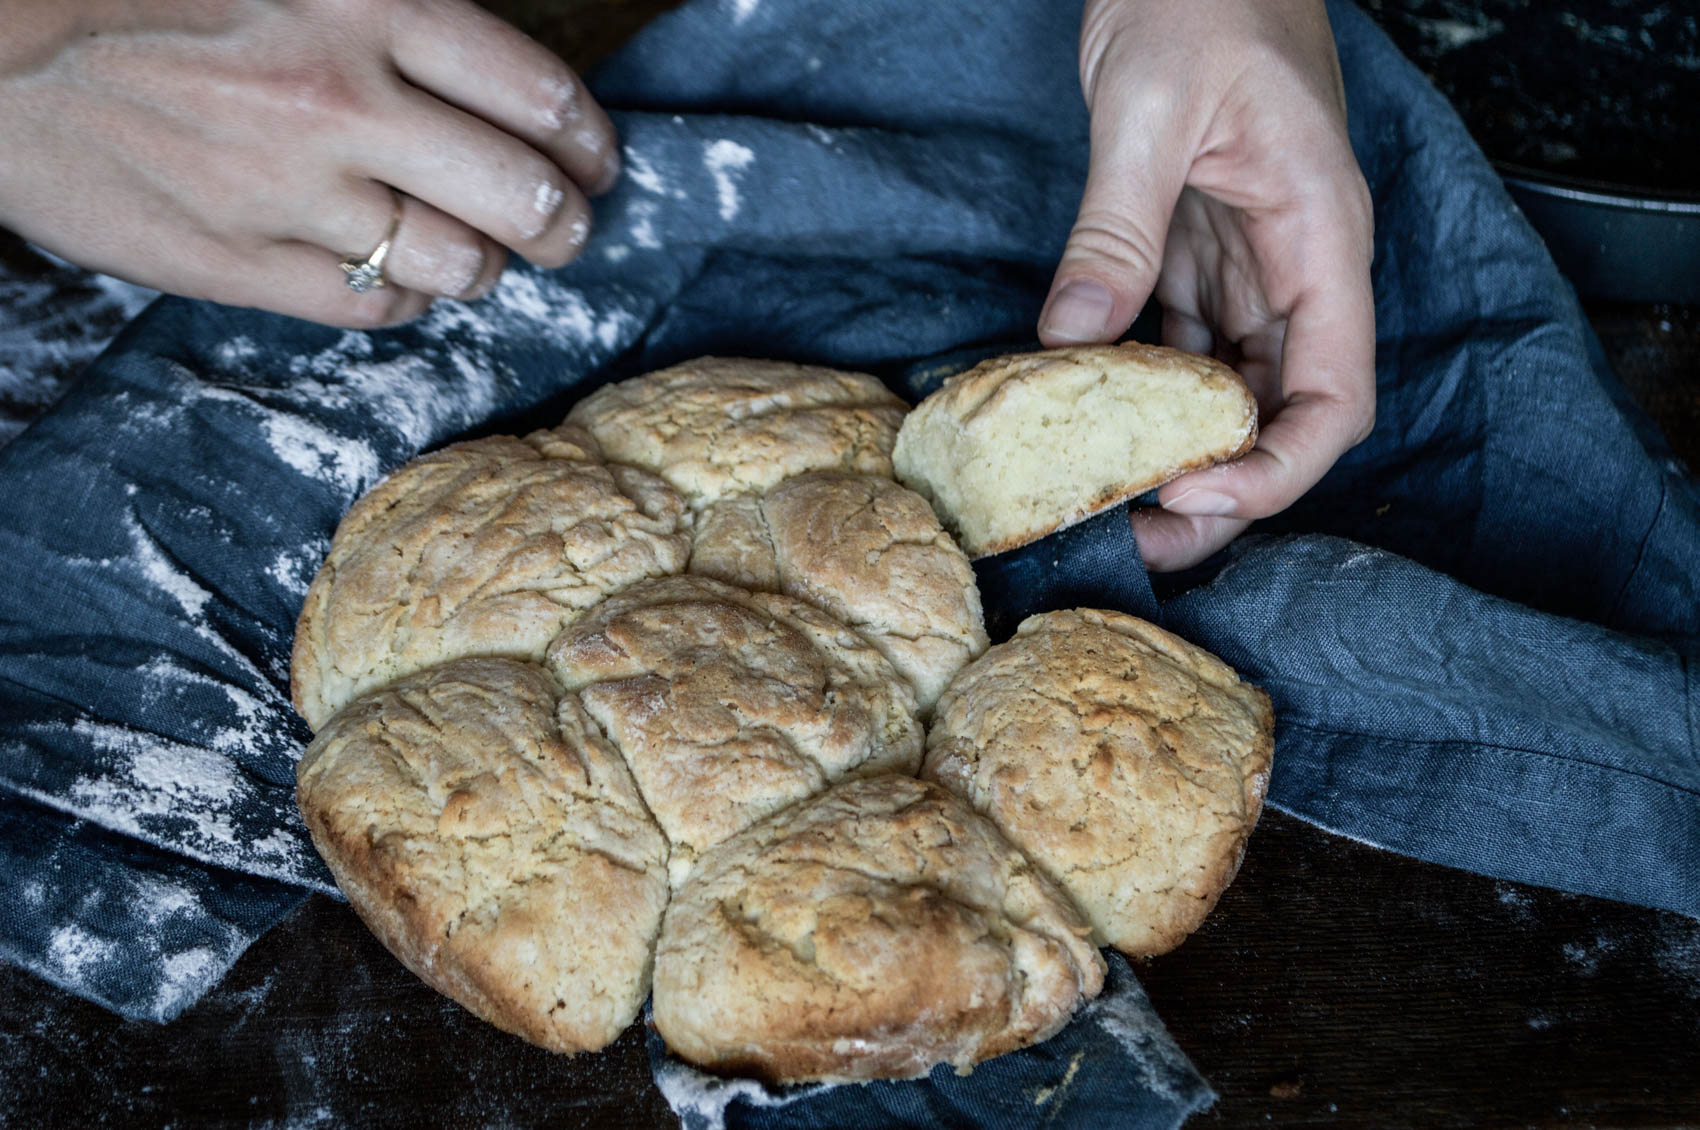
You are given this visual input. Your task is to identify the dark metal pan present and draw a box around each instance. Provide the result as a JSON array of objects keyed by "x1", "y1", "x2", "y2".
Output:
[{"x1": 1498, "y1": 167, "x2": 1700, "y2": 304}]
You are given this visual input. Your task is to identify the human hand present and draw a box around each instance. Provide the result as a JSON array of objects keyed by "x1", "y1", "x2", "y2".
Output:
[
  {"x1": 0, "y1": 0, "x2": 620, "y2": 328},
  {"x1": 1039, "y1": 0, "x2": 1375, "y2": 571}
]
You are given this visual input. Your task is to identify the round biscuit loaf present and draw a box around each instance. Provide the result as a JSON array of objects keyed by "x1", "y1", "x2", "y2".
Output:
[
  {"x1": 923, "y1": 608, "x2": 1273, "y2": 956},
  {"x1": 689, "y1": 471, "x2": 988, "y2": 712},
  {"x1": 546, "y1": 574, "x2": 924, "y2": 885},
  {"x1": 566, "y1": 357, "x2": 908, "y2": 509},
  {"x1": 652, "y1": 775, "x2": 1105, "y2": 1083},
  {"x1": 291, "y1": 425, "x2": 691, "y2": 729},
  {"x1": 295, "y1": 657, "x2": 670, "y2": 1055}
]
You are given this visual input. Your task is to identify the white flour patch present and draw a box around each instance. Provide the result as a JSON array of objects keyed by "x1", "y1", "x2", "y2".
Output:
[
  {"x1": 20, "y1": 713, "x2": 315, "y2": 886},
  {"x1": 1561, "y1": 932, "x2": 1619, "y2": 977},
  {"x1": 236, "y1": 403, "x2": 380, "y2": 498},
  {"x1": 703, "y1": 140, "x2": 755, "y2": 222},
  {"x1": 153, "y1": 946, "x2": 224, "y2": 1018},
  {"x1": 1412, "y1": 16, "x2": 1504, "y2": 49},
  {"x1": 129, "y1": 873, "x2": 202, "y2": 927},
  {"x1": 629, "y1": 200, "x2": 663, "y2": 250},
  {"x1": 653, "y1": 1056, "x2": 830, "y2": 1130},
  {"x1": 269, "y1": 542, "x2": 326, "y2": 600},
  {"x1": 624, "y1": 148, "x2": 684, "y2": 199},
  {"x1": 1085, "y1": 981, "x2": 1203, "y2": 1103},
  {"x1": 48, "y1": 925, "x2": 116, "y2": 982},
  {"x1": 124, "y1": 511, "x2": 213, "y2": 619},
  {"x1": 216, "y1": 336, "x2": 261, "y2": 368},
  {"x1": 1495, "y1": 882, "x2": 1537, "y2": 923},
  {"x1": 65, "y1": 719, "x2": 241, "y2": 833},
  {"x1": 728, "y1": 0, "x2": 760, "y2": 25},
  {"x1": 805, "y1": 124, "x2": 838, "y2": 146},
  {"x1": 485, "y1": 272, "x2": 637, "y2": 353},
  {"x1": 603, "y1": 244, "x2": 632, "y2": 264}
]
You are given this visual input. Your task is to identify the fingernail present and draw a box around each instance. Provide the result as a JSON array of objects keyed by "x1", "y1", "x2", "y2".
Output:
[
  {"x1": 1041, "y1": 280, "x2": 1115, "y2": 343},
  {"x1": 537, "y1": 75, "x2": 581, "y2": 132},
  {"x1": 566, "y1": 211, "x2": 590, "y2": 251},
  {"x1": 517, "y1": 180, "x2": 566, "y2": 240},
  {"x1": 1164, "y1": 489, "x2": 1237, "y2": 517},
  {"x1": 589, "y1": 142, "x2": 622, "y2": 196}
]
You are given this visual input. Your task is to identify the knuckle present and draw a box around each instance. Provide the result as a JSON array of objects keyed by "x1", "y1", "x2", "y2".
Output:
[
  {"x1": 429, "y1": 234, "x2": 488, "y2": 298},
  {"x1": 257, "y1": 62, "x2": 373, "y2": 128},
  {"x1": 1063, "y1": 214, "x2": 1162, "y2": 283}
]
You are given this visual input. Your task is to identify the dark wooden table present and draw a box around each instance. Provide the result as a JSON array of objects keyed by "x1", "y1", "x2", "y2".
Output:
[{"x1": 3, "y1": 2, "x2": 1699, "y2": 1126}]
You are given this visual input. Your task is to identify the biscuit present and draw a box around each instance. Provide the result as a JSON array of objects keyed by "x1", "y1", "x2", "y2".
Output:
[
  {"x1": 923, "y1": 609, "x2": 1273, "y2": 956},
  {"x1": 295, "y1": 658, "x2": 670, "y2": 1054},
  {"x1": 566, "y1": 357, "x2": 908, "y2": 509},
  {"x1": 545, "y1": 575, "x2": 923, "y2": 884},
  {"x1": 652, "y1": 775, "x2": 1105, "y2": 1083},
  {"x1": 892, "y1": 344, "x2": 1257, "y2": 556},
  {"x1": 689, "y1": 471, "x2": 988, "y2": 712},
  {"x1": 291, "y1": 426, "x2": 691, "y2": 729}
]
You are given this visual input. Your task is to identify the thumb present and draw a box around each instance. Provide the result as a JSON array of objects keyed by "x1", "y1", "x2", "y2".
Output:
[{"x1": 1039, "y1": 80, "x2": 1194, "y2": 347}]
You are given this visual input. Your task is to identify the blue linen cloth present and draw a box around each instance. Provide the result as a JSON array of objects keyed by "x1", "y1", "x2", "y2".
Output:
[{"x1": 0, "y1": 0, "x2": 1696, "y2": 1125}]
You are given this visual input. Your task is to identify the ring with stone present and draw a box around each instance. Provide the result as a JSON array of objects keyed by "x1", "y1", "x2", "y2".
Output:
[{"x1": 339, "y1": 192, "x2": 404, "y2": 293}]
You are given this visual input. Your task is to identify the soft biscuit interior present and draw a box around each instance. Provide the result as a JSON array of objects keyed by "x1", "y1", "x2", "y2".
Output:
[{"x1": 893, "y1": 345, "x2": 1257, "y2": 557}]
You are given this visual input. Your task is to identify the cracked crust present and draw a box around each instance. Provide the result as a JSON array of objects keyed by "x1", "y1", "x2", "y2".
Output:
[
  {"x1": 652, "y1": 776, "x2": 1105, "y2": 1083},
  {"x1": 689, "y1": 472, "x2": 989, "y2": 713},
  {"x1": 892, "y1": 344, "x2": 1258, "y2": 557},
  {"x1": 565, "y1": 357, "x2": 908, "y2": 510},
  {"x1": 922, "y1": 609, "x2": 1274, "y2": 956},
  {"x1": 545, "y1": 575, "x2": 924, "y2": 885},
  {"x1": 295, "y1": 658, "x2": 670, "y2": 1054},
  {"x1": 291, "y1": 425, "x2": 692, "y2": 729}
]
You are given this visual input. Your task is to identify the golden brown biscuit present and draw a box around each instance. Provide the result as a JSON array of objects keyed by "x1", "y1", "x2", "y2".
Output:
[
  {"x1": 923, "y1": 609, "x2": 1273, "y2": 956},
  {"x1": 545, "y1": 575, "x2": 923, "y2": 884},
  {"x1": 689, "y1": 471, "x2": 988, "y2": 712},
  {"x1": 295, "y1": 658, "x2": 670, "y2": 1054},
  {"x1": 652, "y1": 775, "x2": 1105, "y2": 1083},
  {"x1": 892, "y1": 344, "x2": 1257, "y2": 556},
  {"x1": 291, "y1": 425, "x2": 691, "y2": 729},
  {"x1": 566, "y1": 357, "x2": 908, "y2": 509}
]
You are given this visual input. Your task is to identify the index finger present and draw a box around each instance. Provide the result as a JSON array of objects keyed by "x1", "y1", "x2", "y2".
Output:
[{"x1": 389, "y1": 0, "x2": 621, "y2": 194}]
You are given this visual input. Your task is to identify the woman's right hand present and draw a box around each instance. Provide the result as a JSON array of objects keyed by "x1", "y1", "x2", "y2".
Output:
[{"x1": 0, "y1": 0, "x2": 621, "y2": 327}]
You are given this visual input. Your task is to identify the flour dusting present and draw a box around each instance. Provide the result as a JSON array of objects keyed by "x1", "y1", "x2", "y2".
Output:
[
  {"x1": 629, "y1": 201, "x2": 664, "y2": 250},
  {"x1": 48, "y1": 925, "x2": 116, "y2": 982},
  {"x1": 728, "y1": 0, "x2": 761, "y2": 25},
  {"x1": 624, "y1": 147, "x2": 685, "y2": 199},
  {"x1": 704, "y1": 140, "x2": 756, "y2": 222},
  {"x1": 125, "y1": 511, "x2": 213, "y2": 620},
  {"x1": 259, "y1": 411, "x2": 381, "y2": 498},
  {"x1": 1083, "y1": 979, "x2": 1205, "y2": 1103},
  {"x1": 154, "y1": 946, "x2": 223, "y2": 1018},
  {"x1": 269, "y1": 541, "x2": 328, "y2": 600},
  {"x1": 1561, "y1": 932, "x2": 1619, "y2": 977},
  {"x1": 20, "y1": 715, "x2": 316, "y2": 889},
  {"x1": 653, "y1": 1054, "x2": 830, "y2": 1130}
]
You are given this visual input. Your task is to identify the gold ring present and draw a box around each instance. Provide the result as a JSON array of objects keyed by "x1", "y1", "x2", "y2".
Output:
[{"x1": 340, "y1": 192, "x2": 404, "y2": 293}]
